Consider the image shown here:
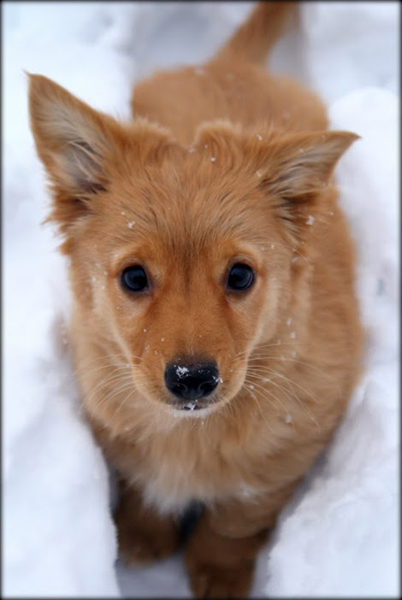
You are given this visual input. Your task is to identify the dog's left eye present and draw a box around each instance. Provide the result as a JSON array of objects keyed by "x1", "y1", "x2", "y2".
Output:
[
  {"x1": 226, "y1": 263, "x2": 255, "y2": 292},
  {"x1": 121, "y1": 265, "x2": 149, "y2": 292}
]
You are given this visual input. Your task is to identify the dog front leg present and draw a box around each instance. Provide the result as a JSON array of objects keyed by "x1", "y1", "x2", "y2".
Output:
[
  {"x1": 114, "y1": 478, "x2": 180, "y2": 566},
  {"x1": 185, "y1": 481, "x2": 299, "y2": 598}
]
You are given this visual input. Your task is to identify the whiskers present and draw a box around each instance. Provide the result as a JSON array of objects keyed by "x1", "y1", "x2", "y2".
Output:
[
  {"x1": 231, "y1": 345, "x2": 323, "y2": 429},
  {"x1": 234, "y1": 341, "x2": 339, "y2": 387},
  {"x1": 73, "y1": 352, "x2": 147, "y2": 422},
  {"x1": 242, "y1": 382, "x2": 282, "y2": 446},
  {"x1": 245, "y1": 369, "x2": 319, "y2": 427},
  {"x1": 74, "y1": 350, "x2": 212, "y2": 436}
]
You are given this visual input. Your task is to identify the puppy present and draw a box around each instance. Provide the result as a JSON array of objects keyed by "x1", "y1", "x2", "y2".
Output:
[{"x1": 29, "y1": 2, "x2": 363, "y2": 597}]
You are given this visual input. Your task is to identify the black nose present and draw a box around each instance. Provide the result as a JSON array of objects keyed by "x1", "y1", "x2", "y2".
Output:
[{"x1": 164, "y1": 362, "x2": 219, "y2": 401}]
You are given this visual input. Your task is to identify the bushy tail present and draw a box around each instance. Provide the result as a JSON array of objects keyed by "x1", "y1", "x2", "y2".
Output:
[{"x1": 212, "y1": 2, "x2": 298, "y2": 66}]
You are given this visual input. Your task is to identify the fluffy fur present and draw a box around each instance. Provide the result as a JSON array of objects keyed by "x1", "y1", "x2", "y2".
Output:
[{"x1": 29, "y1": 2, "x2": 363, "y2": 597}]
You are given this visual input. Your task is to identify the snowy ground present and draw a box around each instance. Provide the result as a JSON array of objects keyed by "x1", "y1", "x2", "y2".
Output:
[{"x1": 3, "y1": 2, "x2": 399, "y2": 597}]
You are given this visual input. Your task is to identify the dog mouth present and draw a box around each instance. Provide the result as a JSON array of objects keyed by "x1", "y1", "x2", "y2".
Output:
[
  {"x1": 181, "y1": 399, "x2": 207, "y2": 411},
  {"x1": 168, "y1": 395, "x2": 220, "y2": 415}
]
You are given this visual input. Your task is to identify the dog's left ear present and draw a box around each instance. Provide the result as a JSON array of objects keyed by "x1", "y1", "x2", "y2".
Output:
[
  {"x1": 258, "y1": 130, "x2": 358, "y2": 197},
  {"x1": 256, "y1": 130, "x2": 359, "y2": 240}
]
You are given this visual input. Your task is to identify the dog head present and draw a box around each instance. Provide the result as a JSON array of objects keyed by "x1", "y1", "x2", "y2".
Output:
[{"x1": 29, "y1": 74, "x2": 357, "y2": 416}]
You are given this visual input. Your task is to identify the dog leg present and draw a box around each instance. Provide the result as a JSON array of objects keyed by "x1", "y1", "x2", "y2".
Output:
[
  {"x1": 185, "y1": 514, "x2": 267, "y2": 599},
  {"x1": 114, "y1": 479, "x2": 180, "y2": 566},
  {"x1": 185, "y1": 482, "x2": 298, "y2": 598}
]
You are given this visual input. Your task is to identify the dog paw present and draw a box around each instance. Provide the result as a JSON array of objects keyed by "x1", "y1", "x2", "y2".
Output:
[
  {"x1": 114, "y1": 488, "x2": 180, "y2": 566},
  {"x1": 188, "y1": 562, "x2": 254, "y2": 599},
  {"x1": 118, "y1": 524, "x2": 179, "y2": 566}
]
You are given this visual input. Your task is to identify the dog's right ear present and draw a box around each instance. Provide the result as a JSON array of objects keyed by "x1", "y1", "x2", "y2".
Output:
[
  {"x1": 28, "y1": 74, "x2": 174, "y2": 234},
  {"x1": 28, "y1": 74, "x2": 124, "y2": 199}
]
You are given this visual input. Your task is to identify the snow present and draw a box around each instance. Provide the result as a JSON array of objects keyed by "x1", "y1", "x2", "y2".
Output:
[
  {"x1": 184, "y1": 402, "x2": 198, "y2": 412},
  {"x1": 3, "y1": 1, "x2": 399, "y2": 598},
  {"x1": 176, "y1": 366, "x2": 190, "y2": 378}
]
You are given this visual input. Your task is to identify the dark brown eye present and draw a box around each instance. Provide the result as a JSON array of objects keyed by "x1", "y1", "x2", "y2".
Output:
[
  {"x1": 227, "y1": 263, "x2": 255, "y2": 291},
  {"x1": 121, "y1": 265, "x2": 148, "y2": 292}
]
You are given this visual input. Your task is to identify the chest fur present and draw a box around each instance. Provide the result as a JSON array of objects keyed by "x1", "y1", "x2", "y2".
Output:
[{"x1": 95, "y1": 408, "x2": 279, "y2": 515}]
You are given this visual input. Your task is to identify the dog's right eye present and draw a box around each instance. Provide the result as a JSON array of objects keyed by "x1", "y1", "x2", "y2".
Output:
[
  {"x1": 121, "y1": 265, "x2": 149, "y2": 292},
  {"x1": 226, "y1": 263, "x2": 255, "y2": 292}
]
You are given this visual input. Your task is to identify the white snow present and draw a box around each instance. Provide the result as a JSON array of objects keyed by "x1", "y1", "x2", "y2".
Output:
[
  {"x1": 176, "y1": 366, "x2": 190, "y2": 378},
  {"x1": 3, "y1": 1, "x2": 399, "y2": 598},
  {"x1": 285, "y1": 414, "x2": 293, "y2": 425}
]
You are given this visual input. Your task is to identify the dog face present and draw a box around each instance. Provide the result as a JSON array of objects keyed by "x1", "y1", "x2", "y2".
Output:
[
  {"x1": 78, "y1": 150, "x2": 290, "y2": 415},
  {"x1": 29, "y1": 74, "x2": 357, "y2": 416}
]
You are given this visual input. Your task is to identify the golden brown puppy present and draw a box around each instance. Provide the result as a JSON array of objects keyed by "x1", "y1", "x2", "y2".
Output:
[{"x1": 29, "y1": 2, "x2": 363, "y2": 597}]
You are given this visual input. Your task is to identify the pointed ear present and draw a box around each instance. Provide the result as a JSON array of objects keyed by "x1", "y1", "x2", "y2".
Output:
[
  {"x1": 28, "y1": 73, "x2": 125, "y2": 197},
  {"x1": 28, "y1": 74, "x2": 176, "y2": 240},
  {"x1": 259, "y1": 130, "x2": 359, "y2": 198},
  {"x1": 256, "y1": 130, "x2": 359, "y2": 241}
]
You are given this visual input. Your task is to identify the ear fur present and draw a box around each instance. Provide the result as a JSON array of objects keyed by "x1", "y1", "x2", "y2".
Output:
[
  {"x1": 28, "y1": 74, "x2": 124, "y2": 196},
  {"x1": 28, "y1": 74, "x2": 175, "y2": 234},
  {"x1": 258, "y1": 130, "x2": 359, "y2": 199},
  {"x1": 255, "y1": 130, "x2": 359, "y2": 242}
]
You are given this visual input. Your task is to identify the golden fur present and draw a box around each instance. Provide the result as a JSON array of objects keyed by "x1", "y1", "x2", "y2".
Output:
[{"x1": 29, "y1": 2, "x2": 363, "y2": 597}]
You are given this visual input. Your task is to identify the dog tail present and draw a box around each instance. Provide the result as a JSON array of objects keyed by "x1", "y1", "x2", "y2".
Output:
[{"x1": 211, "y1": 2, "x2": 298, "y2": 66}]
